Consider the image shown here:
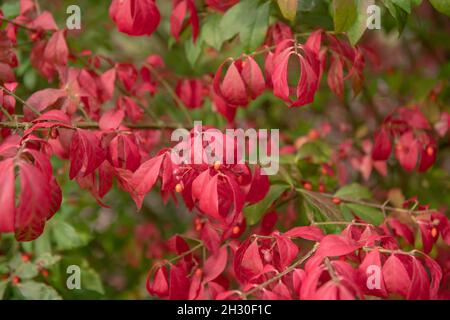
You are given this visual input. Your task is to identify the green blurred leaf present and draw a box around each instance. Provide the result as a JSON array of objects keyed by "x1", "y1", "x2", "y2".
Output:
[
  {"x1": 244, "y1": 184, "x2": 289, "y2": 225},
  {"x1": 202, "y1": 14, "x2": 224, "y2": 50},
  {"x1": 429, "y1": 0, "x2": 450, "y2": 16},
  {"x1": 0, "y1": 280, "x2": 8, "y2": 299},
  {"x1": 297, "y1": 140, "x2": 332, "y2": 163},
  {"x1": 35, "y1": 253, "x2": 61, "y2": 269},
  {"x1": 15, "y1": 262, "x2": 39, "y2": 280},
  {"x1": 17, "y1": 281, "x2": 62, "y2": 300},
  {"x1": 219, "y1": 0, "x2": 259, "y2": 41},
  {"x1": 81, "y1": 268, "x2": 105, "y2": 295},
  {"x1": 383, "y1": 0, "x2": 409, "y2": 34},
  {"x1": 52, "y1": 221, "x2": 88, "y2": 251},
  {"x1": 343, "y1": 203, "x2": 384, "y2": 225},
  {"x1": 335, "y1": 183, "x2": 372, "y2": 200},
  {"x1": 240, "y1": 1, "x2": 270, "y2": 52},
  {"x1": 333, "y1": 0, "x2": 358, "y2": 32},
  {"x1": 277, "y1": 0, "x2": 298, "y2": 21},
  {"x1": 347, "y1": 0, "x2": 375, "y2": 45},
  {"x1": 185, "y1": 37, "x2": 203, "y2": 68}
]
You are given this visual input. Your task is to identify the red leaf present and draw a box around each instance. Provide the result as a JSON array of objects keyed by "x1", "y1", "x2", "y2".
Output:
[
  {"x1": 382, "y1": 254, "x2": 411, "y2": 297},
  {"x1": 99, "y1": 108, "x2": 125, "y2": 130},
  {"x1": 395, "y1": 131, "x2": 419, "y2": 172},
  {"x1": 147, "y1": 266, "x2": 169, "y2": 298},
  {"x1": 316, "y1": 234, "x2": 361, "y2": 257},
  {"x1": 15, "y1": 162, "x2": 51, "y2": 241},
  {"x1": 168, "y1": 264, "x2": 190, "y2": 300},
  {"x1": 0, "y1": 158, "x2": 15, "y2": 233},
  {"x1": 285, "y1": 226, "x2": 324, "y2": 242},
  {"x1": 69, "y1": 129, "x2": 106, "y2": 179},
  {"x1": 109, "y1": 0, "x2": 161, "y2": 37},
  {"x1": 407, "y1": 257, "x2": 430, "y2": 300},
  {"x1": 240, "y1": 240, "x2": 264, "y2": 280},
  {"x1": 327, "y1": 55, "x2": 344, "y2": 99},
  {"x1": 241, "y1": 56, "x2": 266, "y2": 99},
  {"x1": 199, "y1": 174, "x2": 221, "y2": 220},
  {"x1": 274, "y1": 233, "x2": 298, "y2": 269},
  {"x1": 245, "y1": 165, "x2": 270, "y2": 204},
  {"x1": 203, "y1": 246, "x2": 228, "y2": 283},
  {"x1": 25, "y1": 88, "x2": 66, "y2": 118},
  {"x1": 44, "y1": 30, "x2": 69, "y2": 67},
  {"x1": 131, "y1": 154, "x2": 165, "y2": 209},
  {"x1": 372, "y1": 128, "x2": 392, "y2": 161},
  {"x1": 216, "y1": 61, "x2": 248, "y2": 106}
]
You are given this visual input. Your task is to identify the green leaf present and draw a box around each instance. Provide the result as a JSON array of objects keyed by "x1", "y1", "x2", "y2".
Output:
[
  {"x1": 429, "y1": 0, "x2": 450, "y2": 16},
  {"x1": 15, "y1": 262, "x2": 39, "y2": 280},
  {"x1": 219, "y1": 0, "x2": 259, "y2": 42},
  {"x1": 333, "y1": 0, "x2": 358, "y2": 32},
  {"x1": 297, "y1": 140, "x2": 332, "y2": 163},
  {"x1": 185, "y1": 37, "x2": 203, "y2": 68},
  {"x1": 52, "y1": 221, "x2": 88, "y2": 251},
  {"x1": 277, "y1": 0, "x2": 298, "y2": 21},
  {"x1": 1, "y1": 2, "x2": 20, "y2": 18},
  {"x1": 17, "y1": 281, "x2": 62, "y2": 300},
  {"x1": 81, "y1": 268, "x2": 105, "y2": 295},
  {"x1": 343, "y1": 203, "x2": 384, "y2": 225},
  {"x1": 35, "y1": 253, "x2": 61, "y2": 269},
  {"x1": 347, "y1": 0, "x2": 375, "y2": 45},
  {"x1": 0, "y1": 280, "x2": 8, "y2": 300},
  {"x1": 340, "y1": 203, "x2": 356, "y2": 221},
  {"x1": 240, "y1": 1, "x2": 270, "y2": 52},
  {"x1": 202, "y1": 14, "x2": 224, "y2": 51},
  {"x1": 383, "y1": 0, "x2": 409, "y2": 34},
  {"x1": 244, "y1": 184, "x2": 289, "y2": 225},
  {"x1": 335, "y1": 183, "x2": 372, "y2": 200}
]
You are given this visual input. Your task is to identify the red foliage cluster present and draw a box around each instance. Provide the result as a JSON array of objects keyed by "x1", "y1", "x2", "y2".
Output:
[{"x1": 0, "y1": 0, "x2": 448, "y2": 301}]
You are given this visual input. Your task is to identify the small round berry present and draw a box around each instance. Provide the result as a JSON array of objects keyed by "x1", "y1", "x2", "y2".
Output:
[
  {"x1": 303, "y1": 182, "x2": 312, "y2": 191},
  {"x1": 21, "y1": 254, "x2": 31, "y2": 263},
  {"x1": 41, "y1": 269, "x2": 49, "y2": 278},
  {"x1": 332, "y1": 197, "x2": 342, "y2": 205},
  {"x1": 318, "y1": 183, "x2": 326, "y2": 193},
  {"x1": 232, "y1": 226, "x2": 240, "y2": 235},
  {"x1": 175, "y1": 183, "x2": 183, "y2": 193},
  {"x1": 195, "y1": 268, "x2": 203, "y2": 278},
  {"x1": 426, "y1": 146, "x2": 434, "y2": 157},
  {"x1": 308, "y1": 129, "x2": 319, "y2": 140},
  {"x1": 213, "y1": 161, "x2": 221, "y2": 171},
  {"x1": 12, "y1": 276, "x2": 20, "y2": 285},
  {"x1": 431, "y1": 227, "x2": 438, "y2": 238}
]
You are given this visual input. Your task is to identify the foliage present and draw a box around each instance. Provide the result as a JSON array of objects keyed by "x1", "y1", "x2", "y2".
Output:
[{"x1": 0, "y1": 0, "x2": 449, "y2": 300}]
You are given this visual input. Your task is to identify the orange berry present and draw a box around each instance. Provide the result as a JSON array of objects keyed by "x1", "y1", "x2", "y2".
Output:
[
  {"x1": 308, "y1": 129, "x2": 319, "y2": 140},
  {"x1": 431, "y1": 227, "x2": 438, "y2": 238},
  {"x1": 318, "y1": 184, "x2": 325, "y2": 193},
  {"x1": 175, "y1": 183, "x2": 183, "y2": 193},
  {"x1": 303, "y1": 182, "x2": 312, "y2": 191},
  {"x1": 12, "y1": 276, "x2": 20, "y2": 285},
  {"x1": 21, "y1": 254, "x2": 30, "y2": 263},
  {"x1": 232, "y1": 226, "x2": 240, "y2": 235},
  {"x1": 332, "y1": 197, "x2": 341, "y2": 205},
  {"x1": 426, "y1": 146, "x2": 434, "y2": 157},
  {"x1": 195, "y1": 268, "x2": 203, "y2": 278},
  {"x1": 213, "y1": 161, "x2": 221, "y2": 171},
  {"x1": 41, "y1": 269, "x2": 49, "y2": 278}
]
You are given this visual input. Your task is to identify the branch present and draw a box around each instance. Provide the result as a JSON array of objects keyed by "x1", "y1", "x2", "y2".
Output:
[
  {"x1": 298, "y1": 189, "x2": 435, "y2": 215},
  {"x1": 0, "y1": 84, "x2": 41, "y2": 116},
  {"x1": 0, "y1": 121, "x2": 187, "y2": 130},
  {"x1": 242, "y1": 243, "x2": 319, "y2": 298}
]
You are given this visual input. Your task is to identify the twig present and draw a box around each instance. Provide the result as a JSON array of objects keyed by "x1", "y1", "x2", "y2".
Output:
[
  {"x1": 0, "y1": 121, "x2": 187, "y2": 130},
  {"x1": 0, "y1": 84, "x2": 41, "y2": 116},
  {"x1": 243, "y1": 243, "x2": 319, "y2": 298},
  {"x1": 145, "y1": 64, "x2": 193, "y2": 124}
]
